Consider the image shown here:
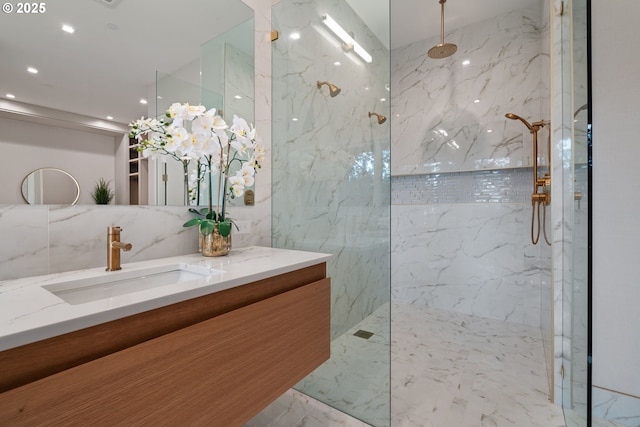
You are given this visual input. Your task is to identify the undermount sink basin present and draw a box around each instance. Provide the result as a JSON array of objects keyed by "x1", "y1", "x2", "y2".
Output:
[{"x1": 43, "y1": 264, "x2": 223, "y2": 305}]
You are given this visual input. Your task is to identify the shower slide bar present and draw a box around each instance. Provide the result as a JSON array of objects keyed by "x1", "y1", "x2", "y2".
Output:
[{"x1": 505, "y1": 113, "x2": 551, "y2": 245}]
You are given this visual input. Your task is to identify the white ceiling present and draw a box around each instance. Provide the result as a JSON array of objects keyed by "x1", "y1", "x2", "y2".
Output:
[
  {"x1": 0, "y1": 0, "x2": 538, "y2": 126},
  {"x1": 351, "y1": 0, "x2": 539, "y2": 49},
  {"x1": 0, "y1": 0, "x2": 253, "y2": 125}
]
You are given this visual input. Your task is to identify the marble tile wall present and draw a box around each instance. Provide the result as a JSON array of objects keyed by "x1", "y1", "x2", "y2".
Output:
[
  {"x1": 392, "y1": 170, "x2": 542, "y2": 327},
  {"x1": 271, "y1": 0, "x2": 391, "y2": 339},
  {"x1": 391, "y1": 6, "x2": 545, "y2": 176},
  {"x1": 0, "y1": 205, "x2": 201, "y2": 281},
  {"x1": 390, "y1": 5, "x2": 550, "y2": 331}
]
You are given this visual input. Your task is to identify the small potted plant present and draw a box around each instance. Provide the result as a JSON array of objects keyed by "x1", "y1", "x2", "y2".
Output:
[{"x1": 91, "y1": 178, "x2": 114, "y2": 205}]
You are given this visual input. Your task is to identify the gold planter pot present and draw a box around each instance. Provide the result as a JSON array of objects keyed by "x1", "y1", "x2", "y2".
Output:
[{"x1": 200, "y1": 226, "x2": 232, "y2": 257}]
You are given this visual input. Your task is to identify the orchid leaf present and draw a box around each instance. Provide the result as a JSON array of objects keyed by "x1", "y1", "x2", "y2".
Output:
[
  {"x1": 200, "y1": 221, "x2": 215, "y2": 236},
  {"x1": 183, "y1": 218, "x2": 201, "y2": 228},
  {"x1": 218, "y1": 221, "x2": 232, "y2": 237}
]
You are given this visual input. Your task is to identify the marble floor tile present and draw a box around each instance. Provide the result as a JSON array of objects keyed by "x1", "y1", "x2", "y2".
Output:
[
  {"x1": 391, "y1": 303, "x2": 565, "y2": 427},
  {"x1": 564, "y1": 407, "x2": 630, "y2": 427},
  {"x1": 244, "y1": 389, "x2": 370, "y2": 427},
  {"x1": 295, "y1": 304, "x2": 390, "y2": 426},
  {"x1": 249, "y1": 303, "x2": 610, "y2": 427}
]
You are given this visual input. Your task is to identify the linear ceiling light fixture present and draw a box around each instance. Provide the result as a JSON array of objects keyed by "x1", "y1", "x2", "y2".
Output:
[{"x1": 322, "y1": 14, "x2": 372, "y2": 63}]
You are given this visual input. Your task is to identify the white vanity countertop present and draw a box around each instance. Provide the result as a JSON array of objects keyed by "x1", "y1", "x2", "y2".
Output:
[{"x1": 0, "y1": 246, "x2": 331, "y2": 352}]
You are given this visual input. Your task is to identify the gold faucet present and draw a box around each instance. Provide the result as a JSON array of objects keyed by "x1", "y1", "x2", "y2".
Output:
[{"x1": 106, "y1": 226, "x2": 132, "y2": 271}]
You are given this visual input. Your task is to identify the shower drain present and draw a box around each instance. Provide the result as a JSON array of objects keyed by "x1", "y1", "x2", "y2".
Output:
[{"x1": 353, "y1": 329, "x2": 374, "y2": 340}]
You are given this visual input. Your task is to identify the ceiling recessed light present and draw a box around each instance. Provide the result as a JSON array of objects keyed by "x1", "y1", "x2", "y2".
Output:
[
  {"x1": 234, "y1": 95, "x2": 242, "y2": 99},
  {"x1": 106, "y1": 116, "x2": 114, "y2": 120},
  {"x1": 474, "y1": 99, "x2": 480, "y2": 103},
  {"x1": 487, "y1": 129, "x2": 493, "y2": 133},
  {"x1": 289, "y1": 32, "x2": 301, "y2": 40},
  {"x1": 6, "y1": 94, "x2": 15, "y2": 99},
  {"x1": 462, "y1": 60, "x2": 471, "y2": 66},
  {"x1": 380, "y1": 98, "x2": 386, "y2": 102},
  {"x1": 292, "y1": 117, "x2": 299, "y2": 121},
  {"x1": 27, "y1": 67, "x2": 38, "y2": 74},
  {"x1": 140, "y1": 99, "x2": 148, "y2": 105},
  {"x1": 157, "y1": 96, "x2": 163, "y2": 99},
  {"x1": 334, "y1": 61, "x2": 341, "y2": 66},
  {"x1": 62, "y1": 24, "x2": 75, "y2": 34}
]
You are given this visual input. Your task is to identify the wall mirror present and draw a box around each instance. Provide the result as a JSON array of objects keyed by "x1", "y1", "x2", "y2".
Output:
[
  {"x1": 150, "y1": 19, "x2": 255, "y2": 207},
  {"x1": 0, "y1": 0, "x2": 254, "y2": 206},
  {"x1": 21, "y1": 168, "x2": 80, "y2": 205}
]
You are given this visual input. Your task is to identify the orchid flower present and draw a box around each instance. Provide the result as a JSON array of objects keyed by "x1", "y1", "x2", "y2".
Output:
[{"x1": 128, "y1": 102, "x2": 263, "y2": 236}]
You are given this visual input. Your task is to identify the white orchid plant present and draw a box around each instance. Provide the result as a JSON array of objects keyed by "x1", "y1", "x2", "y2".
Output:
[{"x1": 129, "y1": 103, "x2": 264, "y2": 237}]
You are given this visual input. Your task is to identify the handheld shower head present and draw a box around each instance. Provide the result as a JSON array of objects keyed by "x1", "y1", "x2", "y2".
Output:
[
  {"x1": 317, "y1": 81, "x2": 341, "y2": 97},
  {"x1": 505, "y1": 113, "x2": 534, "y2": 132},
  {"x1": 368, "y1": 112, "x2": 387, "y2": 124}
]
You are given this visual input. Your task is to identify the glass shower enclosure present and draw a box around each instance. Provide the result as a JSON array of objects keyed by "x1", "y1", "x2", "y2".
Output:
[
  {"x1": 271, "y1": 1, "x2": 391, "y2": 425},
  {"x1": 561, "y1": 0, "x2": 590, "y2": 424}
]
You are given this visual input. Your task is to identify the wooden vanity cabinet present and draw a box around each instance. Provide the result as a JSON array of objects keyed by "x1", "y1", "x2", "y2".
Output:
[{"x1": 0, "y1": 263, "x2": 330, "y2": 427}]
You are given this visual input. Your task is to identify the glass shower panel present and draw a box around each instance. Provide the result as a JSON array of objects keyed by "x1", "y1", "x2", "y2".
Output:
[
  {"x1": 272, "y1": 1, "x2": 391, "y2": 425},
  {"x1": 563, "y1": 0, "x2": 590, "y2": 424}
]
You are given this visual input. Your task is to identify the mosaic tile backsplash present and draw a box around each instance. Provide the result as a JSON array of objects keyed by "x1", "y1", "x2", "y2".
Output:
[{"x1": 392, "y1": 168, "x2": 531, "y2": 204}]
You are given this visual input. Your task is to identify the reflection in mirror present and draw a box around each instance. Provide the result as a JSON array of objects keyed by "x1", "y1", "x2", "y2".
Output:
[
  {"x1": 151, "y1": 17, "x2": 255, "y2": 207},
  {"x1": 0, "y1": 0, "x2": 254, "y2": 206},
  {"x1": 21, "y1": 168, "x2": 80, "y2": 205}
]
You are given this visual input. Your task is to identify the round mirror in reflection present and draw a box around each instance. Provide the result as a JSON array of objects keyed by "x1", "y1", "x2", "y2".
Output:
[{"x1": 21, "y1": 168, "x2": 80, "y2": 205}]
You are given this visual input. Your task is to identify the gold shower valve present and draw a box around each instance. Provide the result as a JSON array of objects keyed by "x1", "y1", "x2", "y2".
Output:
[
  {"x1": 532, "y1": 192, "x2": 550, "y2": 205},
  {"x1": 536, "y1": 173, "x2": 551, "y2": 188}
]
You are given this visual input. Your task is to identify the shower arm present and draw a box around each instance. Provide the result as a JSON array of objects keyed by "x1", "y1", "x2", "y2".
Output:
[{"x1": 439, "y1": 0, "x2": 445, "y2": 45}]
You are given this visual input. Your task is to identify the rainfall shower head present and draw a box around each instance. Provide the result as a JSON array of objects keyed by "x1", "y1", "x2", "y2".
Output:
[
  {"x1": 505, "y1": 113, "x2": 534, "y2": 132},
  {"x1": 428, "y1": 0, "x2": 457, "y2": 59},
  {"x1": 368, "y1": 112, "x2": 387, "y2": 124},
  {"x1": 317, "y1": 81, "x2": 341, "y2": 97}
]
